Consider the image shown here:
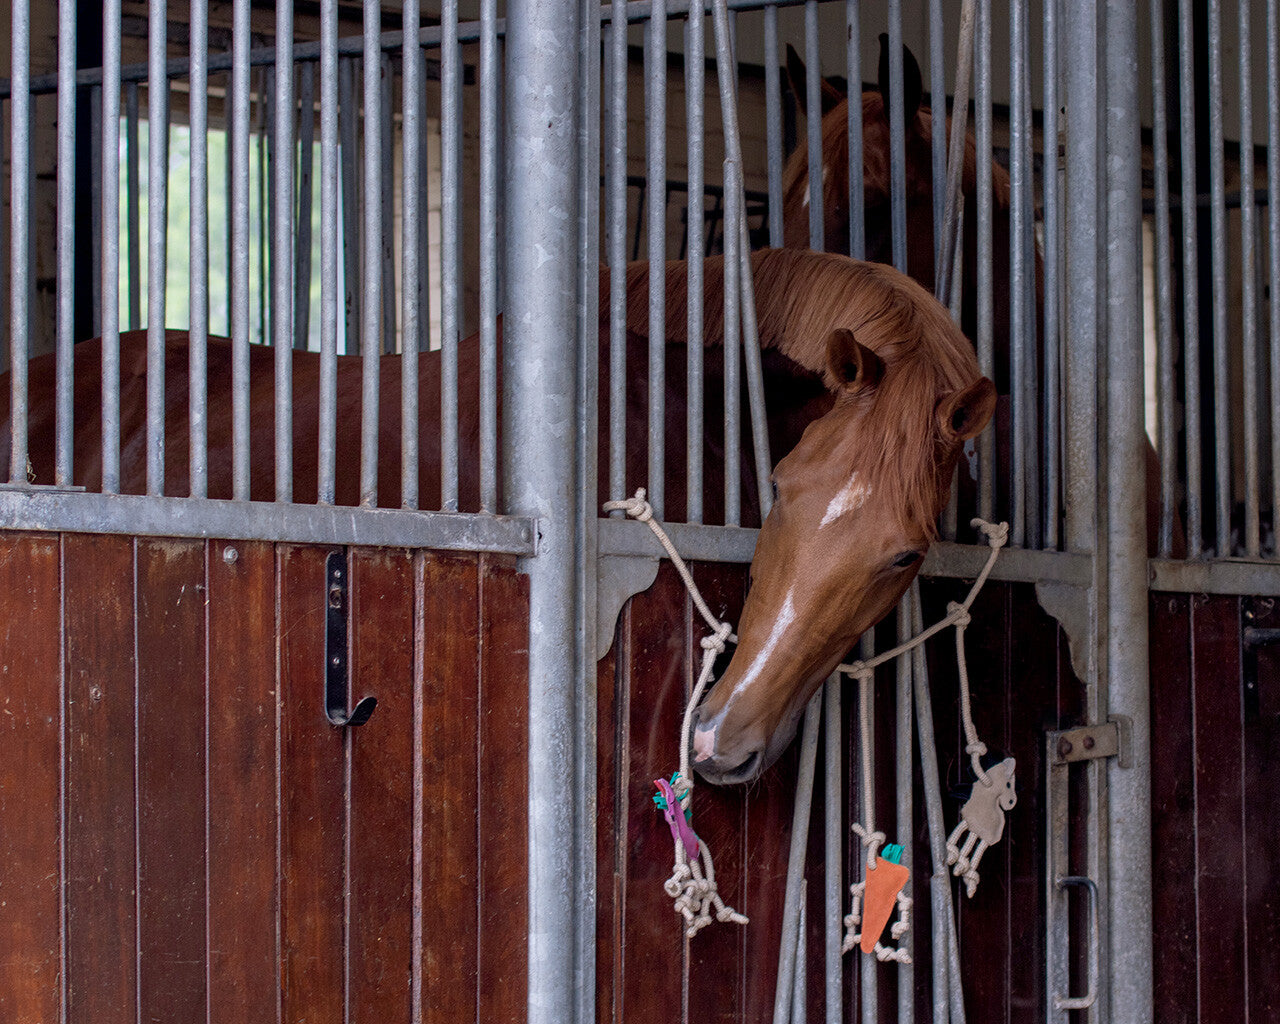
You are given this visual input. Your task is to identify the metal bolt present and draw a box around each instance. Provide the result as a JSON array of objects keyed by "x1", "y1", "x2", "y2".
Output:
[
  {"x1": 1083, "y1": 734, "x2": 1096, "y2": 751},
  {"x1": 328, "y1": 586, "x2": 343, "y2": 608},
  {"x1": 223, "y1": 546, "x2": 239, "y2": 564},
  {"x1": 1057, "y1": 737, "x2": 1073, "y2": 759},
  {"x1": 89, "y1": 685, "x2": 103, "y2": 702}
]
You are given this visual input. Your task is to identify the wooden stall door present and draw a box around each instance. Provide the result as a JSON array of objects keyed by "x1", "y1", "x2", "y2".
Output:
[{"x1": 0, "y1": 534, "x2": 528, "y2": 1024}]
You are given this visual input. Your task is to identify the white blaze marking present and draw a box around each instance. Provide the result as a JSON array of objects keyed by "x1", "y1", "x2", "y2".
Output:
[
  {"x1": 820, "y1": 472, "x2": 871, "y2": 527},
  {"x1": 727, "y1": 589, "x2": 797, "y2": 705}
]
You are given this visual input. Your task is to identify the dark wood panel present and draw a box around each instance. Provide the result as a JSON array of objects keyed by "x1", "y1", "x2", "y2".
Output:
[
  {"x1": 1190, "y1": 594, "x2": 1244, "y2": 1020},
  {"x1": 1150, "y1": 593, "x2": 1196, "y2": 1024},
  {"x1": 135, "y1": 539, "x2": 208, "y2": 1022},
  {"x1": 348, "y1": 548, "x2": 416, "y2": 1024},
  {"x1": 0, "y1": 534, "x2": 63, "y2": 1023},
  {"x1": 207, "y1": 539, "x2": 280, "y2": 1021},
  {"x1": 596, "y1": 617, "x2": 621, "y2": 1024},
  {"x1": 64, "y1": 534, "x2": 138, "y2": 1024},
  {"x1": 419, "y1": 552, "x2": 481, "y2": 1024},
  {"x1": 279, "y1": 545, "x2": 345, "y2": 1024},
  {"x1": 478, "y1": 554, "x2": 530, "y2": 1024}
]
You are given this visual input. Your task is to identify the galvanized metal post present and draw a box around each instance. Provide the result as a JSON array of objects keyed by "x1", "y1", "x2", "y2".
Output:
[
  {"x1": 503, "y1": 0, "x2": 582, "y2": 1021},
  {"x1": 1102, "y1": 0, "x2": 1153, "y2": 1018}
]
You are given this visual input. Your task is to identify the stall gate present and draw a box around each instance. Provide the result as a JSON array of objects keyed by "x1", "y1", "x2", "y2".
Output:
[{"x1": 0, "y1": 0, "x2": 1278, "y2": 1023}]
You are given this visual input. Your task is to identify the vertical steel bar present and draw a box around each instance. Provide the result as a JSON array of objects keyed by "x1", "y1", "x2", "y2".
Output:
[
  {"x1": 895, "y1": 600, "x2": 913, "y2": 1021},
  {"x1": 296, "y1": 62, "x2": 316, "y2": 352},
  {"x1": 846, "y1": 0, "x2": 864, "y2": 260},
  {"x1": 764, "y1": 3, "x2": 783, "y2": 248},
  {"x1": 686, "y1": 8, "x2": 706, "y2": 524},
  {"x1": 404, "y1": 3, "x2": 423, "y2": 509},
  {"x1": 1238, "y1": 0, "x2": 1260, "y2": 556},
  {"x1": 339, "y1": 56, "x2": 361, "y2": 355},
  {"x1": 804, "y1": 0, "x2": 824, "y2": 249},
  {"x1": 607, "y1": 5, "x2": 627, "y2": 511},
  {"x1": 90, "y1": 85, "x2": 102, "y2": 340},
  {"x1": 1207, "y1": 0, "x2": 1230, "y2": 554},
  {"x1": 100, "y1": 0, "x2": 121, "y2": 493},
  {"x1": 190, "y1": 0, "x2": 209, "y2": 498},
  {"x1": 1149, "y1": 0, "x2": 1175, "y2": 556},
  {"x1": 55, "y1": 0, "x2": 75, "y2": 487},
  {"x1": 1177, "y1": 0, "x2": 1202, "y2": 554},
  {"x1": 225, "y1": 69, "x2": 234, "y2": 338},
  {"x1": 1043, "y1": 0, "x2": 1062, "y2": 549},
  {"x1": 887, "y1": 0, "x2": 907, "y2": 275},
  {"x1": 263, "y1": 65, "x2": 274, "y2": 347},
  {"x1": 1103, "y1": 2, "x2": 1153, "y2": 1018},
  {"x1": 125, "y1": 81, "x2": 141, "y2": 332},
  {"x1": 1270, "y1": 0, "x2": 1280, "y2": 547},
  {"x1": 646, "y1": 0, "x2": 667, "y2": 518},
  {"x1": 416, "y1": 44, "x2": 431, "y2": 356},
  {"x1": 479, "y1": 0, "x2": 500, "y2": 511},
  {"x1": 380, "y1": 52, "x2": 396, "y2": 353},
  {"x1": 440, "y1": 0, "x2": 461, "y2": 509},
  {"x1": 1009, "y1": 0, "x2": 1028, "y2": 546},
  {"x1": 857, "y1": 636, "x2": 876, "y2": 1024},
  {"x1": 503, "y1": 0, "x2": 581, "y2": 1018},
  {"x1": 146, "y1": 0, "x2": 169, "y2": 496},
  {"x1": 231, "y1": 0, "x2": 251, "y2": 499},
  {"x1": 1019, "y1": 14, "x2": 1040, "y2": 549},
  {"x1": 274, "y1": 0, "x2": 295, "y2": 502},
  {"x1": 928, "y1": 0, "x2": 946, "y2": 272},
  {"x1": 975, "y1": 0, "x2": 994, "y2": 522},
  {"x1": 823, "y1": 675, "x2": 841, "y2": 1024},
  {"x1": 360, "y1": 0, "x2": 383, "y2": 506},
  {"x1": 8, "y1": 0, "x2": 29, "y2": 485},
  {"x1": 723, "y1": 176, "x2": 741, "y2": 526},
  {"x1": 320, "y1": 0, "x2": 339, "y2": 503}
]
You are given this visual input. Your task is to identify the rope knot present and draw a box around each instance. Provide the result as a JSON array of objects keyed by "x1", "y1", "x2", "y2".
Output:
[
  {"x1": 965, "y1": 741, "x2": 988, "y2": 759},
  {"x1": 946, "y1": 601, "x2": 971, "y2": 628},
  {"x1": 971, "y1": 518, "x2": 1009, "y2": 549},
  {"x1": 700, "y1": 621, "x2": 732, "y2": 653}
]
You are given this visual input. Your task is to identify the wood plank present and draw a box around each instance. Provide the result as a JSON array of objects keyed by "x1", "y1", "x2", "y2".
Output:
[
  {"x1": 64, "y1": 533, "x2": 137, "y2": 1024},
  {"x1": 1191, "y1": 594, "x2": 1245, "y2": 1021},
  {"x1": 419, "y1": 552, "x2": 481, "y2": 1024},
  {"x1": 595, "y1": 622, "x2": 620, "y2": 1024},
  {"x1": 478, "y1": 554, "x2": 530, "y2": 1024},
  {"x1": 0, "y1": 534, "x2": 63, "y2": 1023},
  {"x1": 348, "y1": 547, "x2": 416, "y2": 1024},
  {"x1": 1149, "y1": 593, "x2": 1196, "y2": 1024},
  {"x1": 207, "y1": 539, "x2": 279, "y2": 1021},
  {"x1": 135, "y1": 539, "x2": 208, "y2": 1022},
  {"x1": 279, "y1": 545, "x2": 345, "y2": 1024}
]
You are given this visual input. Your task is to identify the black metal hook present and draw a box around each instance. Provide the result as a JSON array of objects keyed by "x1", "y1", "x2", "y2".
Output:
[{"x1": 324, "y1": 550, "x2": 377, "y2": 727}]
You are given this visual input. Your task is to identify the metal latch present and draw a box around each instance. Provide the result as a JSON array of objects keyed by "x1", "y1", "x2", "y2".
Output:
[
  {"x1": 324, "y1": 550, "x2": 377, "y2": 727},
  {"x1": 1049, "y1": 717, "x2": 1130, "y2": 768}
]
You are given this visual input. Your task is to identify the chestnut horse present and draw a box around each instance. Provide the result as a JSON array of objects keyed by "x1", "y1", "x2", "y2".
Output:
[{"x1": 2, "y1": 249, "x2": 994, "y2": 783}]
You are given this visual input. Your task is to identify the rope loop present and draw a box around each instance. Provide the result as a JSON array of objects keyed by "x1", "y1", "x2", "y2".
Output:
[
  {"x1": 946, "y1": 600, "x2": 971, "y2": 628},
  {"x1": 971, "y1": 517, "x2": 1009, "y2": 548}
]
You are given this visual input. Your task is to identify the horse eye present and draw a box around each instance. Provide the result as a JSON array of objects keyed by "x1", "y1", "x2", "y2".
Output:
[{"x1": 891, "y1": 550, "x2": 922, "y2": 569}]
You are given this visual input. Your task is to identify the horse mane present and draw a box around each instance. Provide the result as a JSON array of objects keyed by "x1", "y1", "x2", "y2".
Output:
[{"x1": 604, "y1": 247, "x2": 983, "y2": 535}]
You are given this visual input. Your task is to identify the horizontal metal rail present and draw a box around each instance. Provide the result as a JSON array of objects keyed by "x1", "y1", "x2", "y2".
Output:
[{"x1": 0, "y1": 489, "x2": 537, "y2": 553}]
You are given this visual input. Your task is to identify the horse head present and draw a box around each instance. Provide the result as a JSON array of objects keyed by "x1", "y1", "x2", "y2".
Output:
[{"x1": 690, "y1": 264, "x2": 995, "y2": 785}]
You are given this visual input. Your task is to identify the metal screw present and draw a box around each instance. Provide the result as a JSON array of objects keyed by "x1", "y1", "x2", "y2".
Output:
[
  {"x1": 1057, "y1": 737, "x2": 1073, "y2": 759},
  {"x1": 89, "y1": 685, "x2": 103, "y2": 702},
  {"x1": 1083, "y1": 734, "x2": 1096, "y2": 750},
  {"x1": 328, "y1": 586, "x2": 343, "y2": 608},
  {"x1": 223, "y1": 546, "x2": 239, "y2": 564}
]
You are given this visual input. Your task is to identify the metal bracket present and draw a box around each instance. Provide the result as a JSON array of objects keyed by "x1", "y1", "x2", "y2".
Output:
[
  {"x1": 595, "y1": 554, "x2": 660, "y2": 661},
  {"x1": 1049, "y1": 719, "x2": 1128, "y2": 768},
  {"x1": 324, "y1": 550, "x2": 377, "y2": 727}
]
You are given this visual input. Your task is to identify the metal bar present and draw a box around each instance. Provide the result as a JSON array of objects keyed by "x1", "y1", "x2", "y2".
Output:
[
  {"x1": 296, "y1": 61, "x2": 316, "y2": 352},
  {"x1": 440, "y1": 0, "x2": 461, "y2": 510},
  {"x1": 846, "y1": 0, "x2": 863, "y2": 260},
  {"x1": 416, "y1": 44, "x2": 431, "y2": 356},
  {"x1": 503, "y1": 0, "x2": 582, "y2": 1018},
  {"x1": 895, "y1": 599, "x2": 913, "y2": 1020},
  {"x1": 478, "y1": 0, "x2": 499, "y2": 512},
  {"x1": 936, "y1": 0, "x2": 975, "y2": 319},
  {"x1": 100, "y1": 0, "x2": 121, "y2": 493},
  {"x1": 90, "y1": 85, "x2": 101, "y2": 339},
  {"x1": 857, "y1": 632, "x2": 875, "y2": 1024},
  {"x1": 722, "y1": 153, "x2": 741, "y2": 525},
  {"x1": 380, "y1": 52, "x2": 396, "y2": 353},
  {"x1": 1178, "y1": 0, "x2": 1201, "y2": 555},
  {"x1": 686, "y1": 8, "x2": 705, "y2": 524},
  {"x1": 771, "y1": 694, "x2": 821, "y2": 1024},
  {"x1": 361, "y1": 0, "x2": 383, "y2": 506},
  {"x1": 225, "y1": 69, "x2": 233, "y2": 335},
  {"x1": 1149, "y1": 0, "x2": 1174, "y2": 556},
  {"x1": 55, "y1": 0, "x2": 75, "y2": 487},
  {"x1": 146, "y1": 0, "x2": 169, "y2": 496},
  {"x1": 646, "y1": 0, "x2": 667, "y2": 518},
  {"x1": 231, "y1": 0, "x2": 251, "y2": 500},
  {"x1": 320, "y1": 0, "x2": 339, "y2": 503},
  {"x1": 607, "y1": 6, "x2": 627, "y2": 511},
  {"x1": 1043, "y1": 0, "x2": 1061, "y2": 549},
  {"x1": 339, "y1": 55, "x2": 361, "y2": 355},
  {"x1": 887, "y1": 0, "x2": 907, "y2": 274},
  {"x1": 8, "y1": 0, "x2": 29, "y2": 486},
  {"x1": 404, "y1": 1, "x2": 423, "y2": 509},
  {"x1": 804, "y1": 0, "x2": 823, "y2": 249},
  {"x1": 1238, "y1": 0, "x2": 1259, "y2": 557},
  {"x1": 1102, "y1": 2, "x2": 1153, "y2": 1017},
  {"x1": 125, "y1": 81, "x2": 141, "y2": 332},
  {"x1": 975, "y1": 0, "x2": 994, "y2": 523},
  {"x1": 823, "y1": 675, "x2": 841, "y2": 1024},
  {"x1": 1270, "y1": 0, "x2": 1280, "y2": 551},
  {"x1": 764, "y1": 3, "x2": 782, "y2": 248},
  {"x1": 1009, "y1": 0, "x2": 1027, "y2": 545},
  {"x1": 928, "y1": 0, "x2": 945, "y2": 274},
  {"x1": 190, "y1": 0, "x2": 209, "y2": 498},
  {"x1": 1208, "y1": 0, "x2": 1230, "y2": 554},
  {"x1": 1019, "y1": 13, "x2": 1039, "y2": 549},
  {"x1": 262, "y1": 65, "x2": 274, "y2": 348},
  {"x1": 275, "y1": 1, "x2": 295, "y2": 502}
]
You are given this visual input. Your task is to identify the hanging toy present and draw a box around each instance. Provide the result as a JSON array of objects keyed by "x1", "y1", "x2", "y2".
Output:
[
  {"x1": 947, "y1": 756, "x2": 1017, "y2": 897},
  {"x1": 842, "y1": 832, "x2": 913, "y2": 962}
]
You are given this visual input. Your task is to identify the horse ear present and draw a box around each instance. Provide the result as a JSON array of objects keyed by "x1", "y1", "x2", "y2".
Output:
[
  {"x1": 876, "y1": 34, "x2": 924, "y2": 123},
  {"x1": 936, "y1": 377, "x2": 997, "y2": 442},
  {"x1": 786, "y1": 43, "x2": 845, "y2": 118},
  {"x1": 826, "y1": 328, "x2": 884, "y2": 393}
]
